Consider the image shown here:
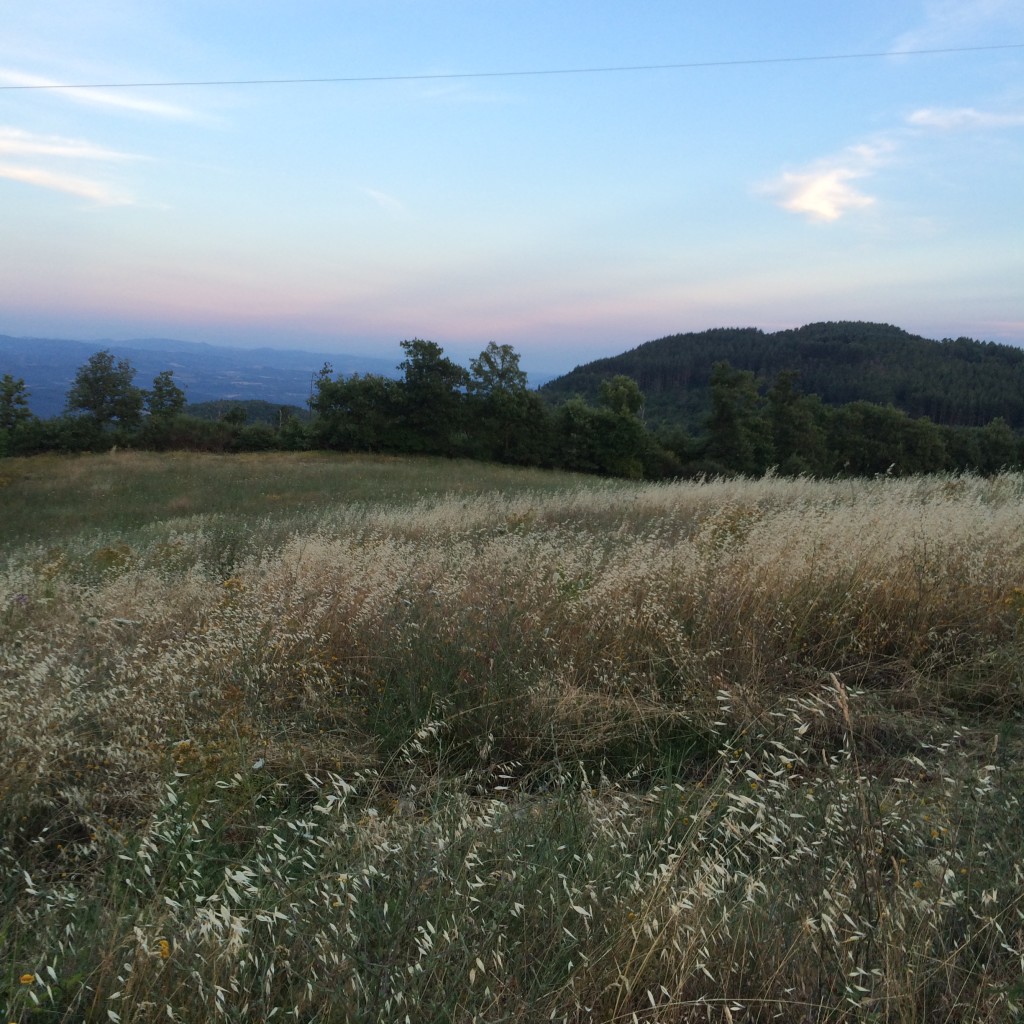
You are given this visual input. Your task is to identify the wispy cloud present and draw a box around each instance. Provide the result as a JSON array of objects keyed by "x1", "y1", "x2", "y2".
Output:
[
  {"x1": 908, "y1": 106, "x2": 1024, "y2": 129},
  {"x1": 0, "y1": 126, "x2": 141, "y2": 161},
  {"x1": 0, "y1": 67, "x2": 198, "y2": 121},
  {"x1": 0, "y1": 161, "x2": 133, "y2": 204},
  {"x1": 0, "y1": 125, "x2": 140, "y2": 204},
  {"x1": 413, "y1": 80, "x2": 518, "y2": 105},
  {"x1": 891, "y1": 0, "x2": 1024, "y2": 51},
  {"x1": 764, "y1": 93, "x2": 1023, "y2": 224},
  {"x1": 362, "y1": 187, "x2": 405, "y2": 218},
  {"x1": 762, "y1": 142, "x2": 890, "y2": 223}
]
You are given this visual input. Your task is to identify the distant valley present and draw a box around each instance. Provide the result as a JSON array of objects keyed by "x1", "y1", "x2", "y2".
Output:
[{"x1": 0, "y1": 335, "x2": 401, "y2": 419}]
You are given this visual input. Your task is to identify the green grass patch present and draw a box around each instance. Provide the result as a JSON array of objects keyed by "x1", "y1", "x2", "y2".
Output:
[{"x1": 0, "y1": 450, "x2": 598, "y2": 551}]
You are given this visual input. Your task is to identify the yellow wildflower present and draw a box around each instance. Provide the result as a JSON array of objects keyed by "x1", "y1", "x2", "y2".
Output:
[{"x1": 20, "y1": 973, "x2": 35, "y2": 984}]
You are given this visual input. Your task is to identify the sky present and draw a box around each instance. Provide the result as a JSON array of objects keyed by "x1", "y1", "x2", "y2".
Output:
[{"x1": 1, "y1": 1, "x2": 1023, "y2": 375}]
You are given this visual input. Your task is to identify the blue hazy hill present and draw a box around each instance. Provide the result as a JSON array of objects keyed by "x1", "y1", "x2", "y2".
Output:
[{"x1": 0, "y1": 335, "x2": 400, "y2": 419}]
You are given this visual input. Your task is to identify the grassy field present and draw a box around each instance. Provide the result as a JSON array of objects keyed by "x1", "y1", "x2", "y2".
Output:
[{"x1": 2, "y1": 452, "x2": 1023, "y2": 1023}]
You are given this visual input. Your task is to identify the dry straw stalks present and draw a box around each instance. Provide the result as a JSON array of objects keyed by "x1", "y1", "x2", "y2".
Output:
[{"x1": 2, "y1": 462, "x2": 1023, "y2": 1022}]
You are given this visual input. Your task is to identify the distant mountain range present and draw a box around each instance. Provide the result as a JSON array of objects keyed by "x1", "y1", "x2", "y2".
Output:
[
  {"x1": 0, "y1": 335, "x2": 400, "y2": 419},
  {"x1": 541, "y1": 321, "x2": 1024, "y2": 431}
]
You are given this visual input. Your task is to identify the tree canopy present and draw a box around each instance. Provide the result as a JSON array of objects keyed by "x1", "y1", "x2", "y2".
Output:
[
  {"x1": 0, "y1": 374, "x2": 32, "y2": 433},
  {"x1": 66, "y1": 350, "x2": 144, "y2": 430},
  {"x1": 145, "y1": 369, "x2": 187, "y2": 420}
]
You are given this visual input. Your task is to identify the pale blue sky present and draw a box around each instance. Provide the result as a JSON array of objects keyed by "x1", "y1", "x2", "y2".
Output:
[{"x1": 1, "y1": 1, "x2": 1022, "y2": 373}]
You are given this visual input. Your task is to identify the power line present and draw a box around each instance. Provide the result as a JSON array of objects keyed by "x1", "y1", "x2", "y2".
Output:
[{"x1": 2, "y1": 42, "x2": 1022, "y2": 91}]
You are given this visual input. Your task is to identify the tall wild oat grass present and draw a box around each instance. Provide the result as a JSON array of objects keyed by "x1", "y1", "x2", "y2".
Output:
[{"x1": 2, "y1": 455, "x2": 1023, "y2": 1022}]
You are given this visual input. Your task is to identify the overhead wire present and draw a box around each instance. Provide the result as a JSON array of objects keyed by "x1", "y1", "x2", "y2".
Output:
[{"x1": 1, "y1": 42, "x2": 1022, "y2": 91}]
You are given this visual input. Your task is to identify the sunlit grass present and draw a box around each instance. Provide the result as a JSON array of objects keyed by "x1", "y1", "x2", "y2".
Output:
[{"x1": 2, "y1": 454, "x2": 1023, "y2": 1022}]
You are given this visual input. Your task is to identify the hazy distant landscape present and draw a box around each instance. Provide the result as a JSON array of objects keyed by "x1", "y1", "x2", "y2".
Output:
[
  {"x1": 6, "y1": 320, "x2": 1023, "y2": 429},
  {"x1": 0, "y1": 334, "x2": 401, "y2": 418},
  {"x1": 3, "y1": 322, "x2": 1022, "y2": 479}
]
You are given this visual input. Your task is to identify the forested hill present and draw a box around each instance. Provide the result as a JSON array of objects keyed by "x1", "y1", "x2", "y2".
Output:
[{"x1": 540, "y1": 322, "x2": 1024, "y2": 431}]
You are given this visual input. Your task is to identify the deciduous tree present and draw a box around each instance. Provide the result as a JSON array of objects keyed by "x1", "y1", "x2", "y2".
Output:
[
  {"x1": 467, "y1": 343, "x2": 545, "y2": 462},
  {"x1": 706, "y1": 361, "x2": 767, "y2": 475},
  {"x1": 0, "y1": 373, "x2": 34, "y2": 456},
  {"x1": 310, "y1": 369, "x2": 402, "y2": 451},
  {"x1": 0, "y1": 374, "x2": 32, "y2": 432},
  {"x1": 468, "y1": 342, "x2": 528, "y2": 397},
  {"x1": 599, "y1": 374, "x2": 644, "y2": 417},
  {"x1": 765, "y1": 371, "x2": 828, "y2": 476},
  {"x1": 397, "y1": 339, "x2": 469, "y2": 454},
  {"x1": 145, "y1": 369, "x2": 186, "y2": 420},
  {"x1": 66, "y1": 350, "x2": 143, "y2": 431}
]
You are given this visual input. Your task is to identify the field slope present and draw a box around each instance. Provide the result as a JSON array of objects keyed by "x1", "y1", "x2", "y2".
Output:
[{"x1": 2, "y1": 452, "x2": 1023, "y2": 1023}]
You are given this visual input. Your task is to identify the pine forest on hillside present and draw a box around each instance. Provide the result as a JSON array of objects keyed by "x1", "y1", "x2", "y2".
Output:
[{"x1": 541, "y1": 321, "x2": 1024, "y2": 432}]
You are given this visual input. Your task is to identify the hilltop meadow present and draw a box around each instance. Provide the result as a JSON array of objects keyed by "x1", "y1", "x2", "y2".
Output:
[{"x1": 2, "y1": 451, "x2": 1023, "y2": 1023}]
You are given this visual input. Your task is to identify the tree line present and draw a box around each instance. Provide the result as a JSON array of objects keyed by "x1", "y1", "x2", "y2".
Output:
[{"x1": 2, "y1": 340, "x2": 1022, "y2": 477}]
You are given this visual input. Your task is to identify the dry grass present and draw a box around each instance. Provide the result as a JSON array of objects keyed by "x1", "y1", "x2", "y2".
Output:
[{"x1": 2, "y1": 454, "x2": 1023, "y2": 1022}]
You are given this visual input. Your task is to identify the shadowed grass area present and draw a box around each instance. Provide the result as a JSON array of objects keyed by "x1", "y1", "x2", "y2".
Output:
[
  {"x1": 0, "y1": 450, "x2": 601, "y2": 551},
  {"x1": 2, "y1": 455, "x2": 1023, "y2": 1022}
]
